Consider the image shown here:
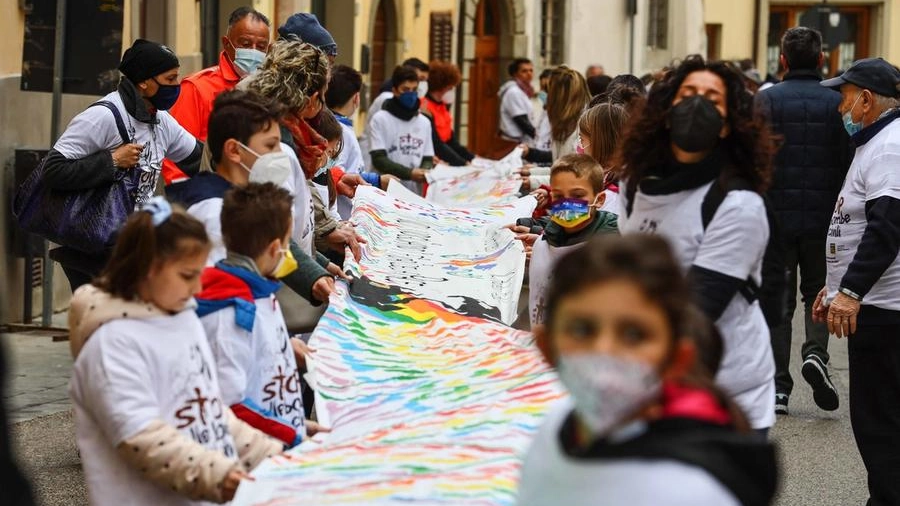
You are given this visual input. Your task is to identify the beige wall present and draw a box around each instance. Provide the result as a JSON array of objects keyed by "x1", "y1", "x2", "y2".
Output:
[{"x1": 704, "y1": 0, "x2": 756, "y2": 61}]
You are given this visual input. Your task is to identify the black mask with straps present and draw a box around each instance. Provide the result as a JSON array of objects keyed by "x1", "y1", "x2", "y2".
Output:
[{"x1": 669, "y1": 95, "x2": 725, "y2": 153}]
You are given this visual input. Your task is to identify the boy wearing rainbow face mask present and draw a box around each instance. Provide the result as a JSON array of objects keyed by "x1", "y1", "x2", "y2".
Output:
[{"x1": 529, "y1": 154, "x2": 618, "y2": 327}]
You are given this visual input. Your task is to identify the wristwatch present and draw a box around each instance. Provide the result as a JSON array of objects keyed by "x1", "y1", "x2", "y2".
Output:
[{"x1": 839, "y1": 287, "x2": 862, "y2": 301}]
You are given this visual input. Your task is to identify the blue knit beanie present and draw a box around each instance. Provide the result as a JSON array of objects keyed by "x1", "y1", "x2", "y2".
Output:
[{"x1": 277, "y1": 13, "x2": 337, "y2": 57}]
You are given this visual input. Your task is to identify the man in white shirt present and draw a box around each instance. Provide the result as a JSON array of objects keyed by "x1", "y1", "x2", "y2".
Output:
[
  {"x1": 499, "y1": 58, "x2": 537, "y2": 143},
  {"x1": 815, "y1": 57, "x2": 900, "y2": 506}
]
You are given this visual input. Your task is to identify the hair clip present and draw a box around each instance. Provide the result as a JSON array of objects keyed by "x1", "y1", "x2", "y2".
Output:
[{"x1": 142, "y1": 196, "x2": 173, "y2": 227}]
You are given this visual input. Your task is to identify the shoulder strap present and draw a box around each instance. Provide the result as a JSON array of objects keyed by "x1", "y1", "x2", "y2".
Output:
[{"x1": 88, "y1": 100, "x2": 131, "y2": 144}]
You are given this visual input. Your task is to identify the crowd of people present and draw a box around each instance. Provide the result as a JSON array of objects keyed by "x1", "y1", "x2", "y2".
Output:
[{"x1": 10, "y1": 6, "x2": 900, "y2": 504}]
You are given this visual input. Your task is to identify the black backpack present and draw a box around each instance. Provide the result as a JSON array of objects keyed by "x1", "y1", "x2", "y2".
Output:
[
  {"x1": 700, "y1": 176, "x2": 787, "y2": 328},
  {"x1": 624, "y1": 175, "x2": 788, "y2": 328}
]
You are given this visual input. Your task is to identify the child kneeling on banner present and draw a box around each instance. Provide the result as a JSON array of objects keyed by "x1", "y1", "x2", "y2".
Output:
[
  {"x1": 68, "y1": 197, "x2": 282, "y2": 506},
  {"x1": 196, "y1": 183, "x2": 328, "y2": 448},
  {"x1": 528, "y1": 154, "x2": 618, "y2": 327},
  {"x1": 517, "y1": 235, "x2": 777, "y2": 506}
]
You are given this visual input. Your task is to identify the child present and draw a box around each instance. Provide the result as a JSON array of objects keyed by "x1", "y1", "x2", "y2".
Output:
[
  {"x1": 68, "y1": 197, "x2": 281, "y2": 506},
  {"x1": 166, "y1": 89, "x2": 339, "y2": 305},
  {"x1": 517, "y1": 234, "x2": 777, "y2": 506},
  {"x1": 528, "y1": 154, "x2": 618, "y2": 327},
  {"x1": 368, "y1": 65, "x2": 435, "y2": 194},
  {"x1": 196, "y1": 183, "x2": 324, "y2": 449}
]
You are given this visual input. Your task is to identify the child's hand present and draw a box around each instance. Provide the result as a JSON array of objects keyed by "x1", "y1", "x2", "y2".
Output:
[
  {"x1": 379, "y1": 174, "x2": 399, "y2": 190},
  {"x1": 312, "y1": 276, "x2": 335, "y2": 303},
  {"x1": 337, "y1": 173, "x2": 368, "y2": 197},
  {"x1": 811, "y1": 287, "x2": 829, "y2": 323},
  {"x1": 290, "y1": 337, "x2": 315, "y2": 368},
  {"x1": 326, "y1": 262, "x2": 351, "y2": 281},
  {"x1": 515, "y1": 233, "x2": 540, "y2": 248},
  {"x1": 531, "y1": 188, "x2": 549, "y2": 208},
  {"x1": 221, "y1": 468, "x2": 254, "y2": 501},
  {"x1": 524, "y1": 244, "x2": 533, "y2": 261},
  {"x1": 505, "y1": 224, "x2": 531, "y2": 235},
  {"x1": 305, "y1": 420, "x2": 332, "y2": 437}
]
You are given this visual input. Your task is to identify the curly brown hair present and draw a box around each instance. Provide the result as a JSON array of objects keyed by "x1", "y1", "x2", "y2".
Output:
[
  {"x1": 617, "y1": 55, "x2": 775, "y2": 195},
  {"x1": 427, "y1": 60, "x2": 461, "y2": 94}
]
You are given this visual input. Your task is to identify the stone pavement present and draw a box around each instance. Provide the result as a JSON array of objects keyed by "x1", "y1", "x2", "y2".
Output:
[{"x1": 3, "y1": 307, "x2": 870, "y2": 506}]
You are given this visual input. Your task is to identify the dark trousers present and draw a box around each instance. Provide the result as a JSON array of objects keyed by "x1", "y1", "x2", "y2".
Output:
[
  {"x1": 848, "y1": 319, "x2": 900, "y2": 506},
  {"x1": 771, "y1": 236, "x2": 830, "y2": 395},
  {"x1": 51, "y1": 247, "x2": 109, "y2": 293}
]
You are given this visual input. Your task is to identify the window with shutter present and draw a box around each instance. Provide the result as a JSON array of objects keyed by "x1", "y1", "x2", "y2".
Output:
[{"x1": 430, "y1": 12, "x2": 453, "y2": 62}]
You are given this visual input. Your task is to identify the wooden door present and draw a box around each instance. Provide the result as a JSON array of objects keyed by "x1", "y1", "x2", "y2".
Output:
[
  {"x1": 371, "y1": 1, "x2": 388, "y2": 102},
  {"x1": 468, "y1": 0, "x2": 502, "y2": 156}
]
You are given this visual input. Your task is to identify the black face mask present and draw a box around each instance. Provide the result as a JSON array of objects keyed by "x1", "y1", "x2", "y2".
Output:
[{"x1": 669, "y1": 95, "x2": 724, "y2": 153}]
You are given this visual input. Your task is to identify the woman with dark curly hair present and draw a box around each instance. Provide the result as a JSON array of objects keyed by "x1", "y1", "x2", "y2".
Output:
[{"x1": 617, "y1": 55, "x2": 778, "y2": 435}]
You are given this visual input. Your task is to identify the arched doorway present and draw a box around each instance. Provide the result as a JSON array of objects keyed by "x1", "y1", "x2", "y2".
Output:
[
  {"x1": 458, "y1": 0, "x2": 527, "y2": 158},
  {"x1": 370, "y1": 0, "x2": 399, "y2": 102},
  {"x1": 468, "y1": 0, "x2": 501, "y2": 156}
]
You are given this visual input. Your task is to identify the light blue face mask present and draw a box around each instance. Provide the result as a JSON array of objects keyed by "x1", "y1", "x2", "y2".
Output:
[
  {"x1": 232, "y1": 47, "x2": 266, "y2": 76},
  {"x1": 314, "y1": 157, "x2": 337, "y2": 178},
  {"x1": 842, "y1": 92, "x2": 864, "y2": 137}
]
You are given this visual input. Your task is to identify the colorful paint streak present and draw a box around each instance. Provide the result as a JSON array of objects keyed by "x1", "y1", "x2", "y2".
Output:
[
  {"x1": 426, "y1": 150, "x2": 526, "y2": 209},
  {"x1": 232, "y1": 183, "x2": 563, "y2": 506}
]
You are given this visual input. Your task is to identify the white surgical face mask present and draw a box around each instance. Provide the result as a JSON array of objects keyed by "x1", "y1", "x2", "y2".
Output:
[
  {"x1": 417, "y1": 80, "x2": 428, "y2": 98},
  {"x1": 556, "y1": 353, "x2": 662, "y2": 437},
  {"x1": 233, "y1": 47, "x2": 267, "y2": 76},
  {"x1": 238, "y1": 142, "x2": 292, "y2": 186},
  {"x1": 441, "y1": 88, "x2": 456, "y2": 105}
]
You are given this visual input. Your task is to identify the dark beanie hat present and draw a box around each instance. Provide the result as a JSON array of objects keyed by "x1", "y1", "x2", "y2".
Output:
[
  {"x1": 277, "y1": 13, "x2": 338, "y2": 57},
  {"x1": 118, "y1": 39, "x2": 180, "y2": 83}
]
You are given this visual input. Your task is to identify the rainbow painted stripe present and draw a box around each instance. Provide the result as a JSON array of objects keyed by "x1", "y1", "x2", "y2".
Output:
[{"x1": 232, "y1": 186, "x2": 563, "y2": 506}]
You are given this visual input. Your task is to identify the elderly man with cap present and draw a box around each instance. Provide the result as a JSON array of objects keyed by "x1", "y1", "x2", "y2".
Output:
[
  {"x1": 41, "y1": 38, "x2": 203, "y2": 291},
  {"x1": 162, "y1": 6, "x2": 271, "y2": 184},
  {"x1": 813, "y1": 57, "x2": 900, "y2": 506}
]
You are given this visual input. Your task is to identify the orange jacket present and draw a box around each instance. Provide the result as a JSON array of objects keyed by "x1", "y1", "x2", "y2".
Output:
[
  {"x1": 423, "y1": 96, "x2": 453, "y2": 142},
  {"x1": 162, "y1": 51, "x2": 241, "y2": 183}
]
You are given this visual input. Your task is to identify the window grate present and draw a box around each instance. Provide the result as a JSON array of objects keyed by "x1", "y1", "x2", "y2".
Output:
[
  {"x1": 430, "y1": 12, "x2": 453, "y2": 62},
  {"x1": 539, "y1": 0, "x2": 566, "y2": 67},
  {"x1": 31, "y1": 257, "x2": 43, "y2": 288},
  {"x1": 647, "y1": 0, "x2": 669, "y2": 50}
]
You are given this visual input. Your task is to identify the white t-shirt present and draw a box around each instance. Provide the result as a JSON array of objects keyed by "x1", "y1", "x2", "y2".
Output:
[
  {"x1": 369, "y1": 109, "x2": 434, "y2": 194},
  {"x1": 499, "y1": 81, "x2": 534, "y2": 141},
  {"x1": 826, "y1": 119, "x2": 900, "y2": 310},
  {"x1": 600, "y1": 189, "x2": 620, "y2": 216},
  {"x1": 359, "y1": 91, "x2": 394, "y2": 170},
  {"x1": 54, "y1": 91, "x2": 196, "y2": 210},
  {"x1": 532, "y1": 111, "x2": 552, "y2": 152},
  {"x1": 186, "y1": 197, "x2": 226, "y2": 266},
  {"x1": 281, "y1": 144, "x2": 316, "y2": 256},
  {"x1": 201, "y1": 292, "x2": 305, "y2": 444},
  {"x1": 618, "y1": 182, "x2": 775, "y2": 430},
  {"x1": 529, "y1": 239, "x2": 581, "y2": 327},
  {"x1": 516, "y1": 398, "x2": 741, "y2": 506},
  {"x1": 69, "y1": 310, "x2": 237, "y2": 506},
  {"x1": 336, "y1": 122, "x2": 365, "y2": 219}
]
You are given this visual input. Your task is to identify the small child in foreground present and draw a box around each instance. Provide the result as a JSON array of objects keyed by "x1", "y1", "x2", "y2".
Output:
[
  {"x1": 517, "y1": 234, "x2": 777, "y2": 506},
  {"x1": 69, "y1": 197, "x2": 281, "y2": 506},
  {"x1": 196, "y1": 183, "x2": 327, "y2": 449}
]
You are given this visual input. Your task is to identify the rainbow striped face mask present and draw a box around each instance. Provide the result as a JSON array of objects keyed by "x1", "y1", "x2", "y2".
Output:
[{"x1": 549, "y1": 197, "x2": 597, "y2": 229}]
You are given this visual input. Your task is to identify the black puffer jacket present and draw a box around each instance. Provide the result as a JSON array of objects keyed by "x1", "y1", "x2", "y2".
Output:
[{"x1": 756, "y1": 69, "x2": 852, "y2": 239}]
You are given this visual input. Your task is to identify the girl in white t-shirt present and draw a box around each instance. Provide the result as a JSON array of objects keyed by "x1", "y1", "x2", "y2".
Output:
[
  {"x1": 518, "y1": 234, "x2": 776, "y2": 506},
  {"x1": 68, "y1": 197, "x2": 281, "y2": 506}
]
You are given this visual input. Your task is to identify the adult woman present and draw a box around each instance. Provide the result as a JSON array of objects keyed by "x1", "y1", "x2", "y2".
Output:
[
  {"x1": 43, "y1": 39, "x2": 202, "y2": 290},
  {"x1": 522, "y1": 66, "x2": 591, "y2": 185},
  {"x1": 423, "y1": 60, "x2": 474, "y2": 166},
  {"x1": 616, "y1": 55, "x2": 777, "y2": 434}
]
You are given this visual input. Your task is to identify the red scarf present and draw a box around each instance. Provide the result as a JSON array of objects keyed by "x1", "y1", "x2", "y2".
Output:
[{"x1": 282, "y1": 114, "x2": 327, "y2": 178}]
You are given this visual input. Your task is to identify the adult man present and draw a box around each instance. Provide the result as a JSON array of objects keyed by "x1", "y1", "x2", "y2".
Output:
[
  {"x1": 814, "y1": 57, "x2": 900, "y2": 506},
  {"x1": 499, "y1": 58, "x2": 536, "y2": 143},
  {"x1": 755, "y1": 27, "x2": 851, "y2": 415},
  {"x1": 585, "y1": 64, "x2": 605, "y2": 77},
  {"x1": 163, "y1": 7, "x2": 270, "y2": 183}
]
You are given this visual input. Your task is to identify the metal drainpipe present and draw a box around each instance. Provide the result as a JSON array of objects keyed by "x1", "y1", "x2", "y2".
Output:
[{"x1": 752, "y1": 0, "x2": 762, "y2": 64}]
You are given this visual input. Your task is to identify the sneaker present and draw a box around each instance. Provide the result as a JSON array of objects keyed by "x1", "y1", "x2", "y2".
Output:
[
  {"x1": 801, "y1": 355, "x2": 839, "y2": 411},
  {"x1": 775, "y1": 393, "x2": 789, "y2": 415}
]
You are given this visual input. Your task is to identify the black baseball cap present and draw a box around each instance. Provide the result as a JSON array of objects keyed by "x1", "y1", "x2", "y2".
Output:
[{"x1": 821, "y1": 57, "x2": 900, "y2": 98}]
